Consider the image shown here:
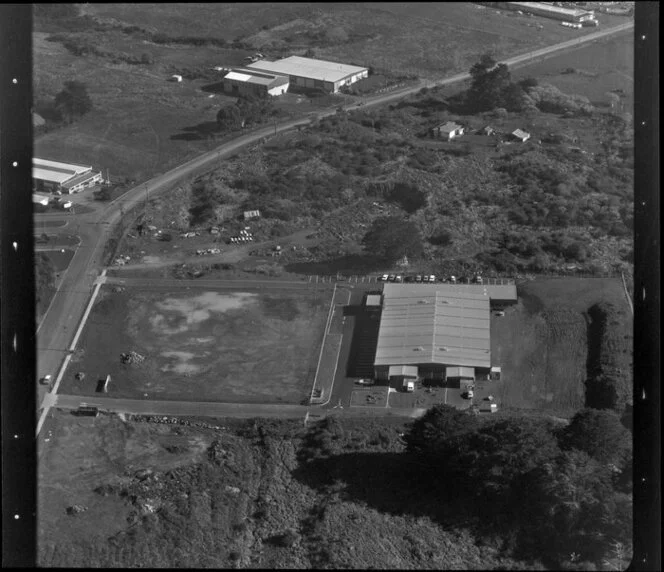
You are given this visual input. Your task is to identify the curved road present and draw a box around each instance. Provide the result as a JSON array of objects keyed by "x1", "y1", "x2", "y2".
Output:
[{"x1": 36, "y1": 21, "x2": 633, "y2": 431}]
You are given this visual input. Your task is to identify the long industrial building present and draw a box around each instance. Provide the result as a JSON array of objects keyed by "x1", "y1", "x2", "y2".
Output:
[
  {"x1": 33, "y1": 158, "x2": 103, "y2": 194},
  {"x1": 501, "y1": 2, "x2": 596, "y2": 21},
  {"x1": 373, "y1": 283, "x2": 517, "y2": 384},
  {"x1": 222, "y1": 68, "x2": 290, "y2": 97},
  {"x1": 247, "y1": 56, "x2": 368, "y2": 93}
]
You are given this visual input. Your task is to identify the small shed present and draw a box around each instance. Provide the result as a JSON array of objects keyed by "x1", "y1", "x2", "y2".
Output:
[
  {"x1": 433, "y1": 121, "x2": 465, "y2": 141},
  {"x1": 243, "y1": 209, "x2": 261, "y2": 220},
  {"x1": 480, "y1": 125, "x2": 495, "y2": 136},
  {"x1": 490, "y1": 366, "x2": 501, "y2": 381},
  {"x1": 511, "y1": 129, "x2": 531, "y2": 142}
]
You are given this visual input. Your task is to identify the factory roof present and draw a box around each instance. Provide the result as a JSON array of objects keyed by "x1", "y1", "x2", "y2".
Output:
[
  {"x1": 508, "y1": 1, "x2": 593, "y2": 17},
  {"x1": 374, "y1": 285, "x2": 491, "y2": 369},
  {"x1": 224, "y1": 68, "x2": 290, "y2": 87},
  {"x1": 33, "y1": 158, "x2": 92, "y2": 185},
  {"x1": 248, "y1": 56, "x2": 368, "y2": 84}
]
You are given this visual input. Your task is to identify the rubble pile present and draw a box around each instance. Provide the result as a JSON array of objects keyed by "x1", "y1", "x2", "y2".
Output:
[
  {"x1": 120, "y1": 351, "x2": 145, "y2": 365},
  {"x1": 66, "y1": 505, "x2": 88, "y2": 516}
]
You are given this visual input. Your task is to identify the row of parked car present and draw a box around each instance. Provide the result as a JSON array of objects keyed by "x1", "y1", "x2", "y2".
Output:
[{"x1": 379, "y1": 274, "x2": 484, "y2": 284}]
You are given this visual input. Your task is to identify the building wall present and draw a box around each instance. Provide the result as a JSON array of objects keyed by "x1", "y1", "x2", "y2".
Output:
[
  {"x1": 224, "y1": 79, "x2": 267, "y2": 97},
  {"x1": 267, "y1": 83, "x2": 289, "y2": 96},
  {"x1": 65, "y1": 172, "x2": 103, "y2": 194}
]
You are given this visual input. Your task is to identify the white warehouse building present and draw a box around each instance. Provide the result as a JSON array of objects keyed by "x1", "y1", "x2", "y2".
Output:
[
  {"x1": 223, "y1": 68, "x2": 290, "y2": 97},
  {"x1": 247, "y1": 56, "x2": 368, "y2": 93},
  {"x1": 33, "y1": 158, "x2": 103, "y2": 194}
]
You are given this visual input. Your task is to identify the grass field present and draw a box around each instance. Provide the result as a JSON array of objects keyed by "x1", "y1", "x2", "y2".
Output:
[
  {"x1": 491, "y1": 277, "x2": 632, "y2": 416},
  {"x1": 512, "y1": 30, "x2": 634, "y2": 110},
  {"x1": 39, "y1": 248, "x2": 76, "y2": 272},
  {"x1": 61, "y1": 286, "x2": 330, "y2": 403}
]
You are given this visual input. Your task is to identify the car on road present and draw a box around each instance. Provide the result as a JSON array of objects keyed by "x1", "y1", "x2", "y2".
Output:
[{"x1": 39, "y1": 374, "x2": 52, "y2": 385}]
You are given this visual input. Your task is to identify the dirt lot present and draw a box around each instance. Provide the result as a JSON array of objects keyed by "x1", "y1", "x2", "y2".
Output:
[
  {"x1": 491, "y1": 277, "x2": 632, "y2": 417},
  {"x1": 60, "y1": 286, "x2": 331, "y2": 403}
]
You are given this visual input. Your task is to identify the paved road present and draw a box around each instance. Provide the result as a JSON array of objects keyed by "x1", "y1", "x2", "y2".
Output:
[
  {"x1": 105, "y1": 276, "x2": 316, "y2": 290},
  {"x1": 36, "y1": 21, "x2": 633, "y2": 431}
]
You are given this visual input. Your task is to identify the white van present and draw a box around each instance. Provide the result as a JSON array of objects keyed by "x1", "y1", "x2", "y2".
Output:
[{"x1": 404, "y1": 380, "x2": 415, "y2": 392}]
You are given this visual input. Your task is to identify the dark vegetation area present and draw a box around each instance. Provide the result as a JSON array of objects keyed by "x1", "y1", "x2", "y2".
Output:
[
  {"x1": 35, "y1": 252, "x2": 56, "y2": 318},
  {"x1": 41, "y1": 409, "x2": 630, "y2": 569},
  {"x1": 584, "y1": 302, "x2": 632, "y2": 412}
]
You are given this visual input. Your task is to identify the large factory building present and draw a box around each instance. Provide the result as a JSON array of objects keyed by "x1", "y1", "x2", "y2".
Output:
[
  {"x1": 373, "y1": 283, "x2": 517, "y2": 386},
  {"x1": 247, "y1": 56, "x2": 368, "y2": 93}
]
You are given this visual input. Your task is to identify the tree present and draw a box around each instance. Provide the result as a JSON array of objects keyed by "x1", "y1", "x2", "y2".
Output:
[
  {"x1": 362, "y1": 215, "x2": 424, "y2": 262},
  {"x1": 54, "y1": 80, "x2": 92, "y2": 122},
  {"x1": 404, "y1": 404, "x2": 478, "y2": 460},
  {"x1": 559, "y1": 408, "x2": 632, "y2": 469},
  {"x1": 467, "y1": 54, "x2": 513, "y2": 112},
  {"x1": 216, "y1": 104, "x2": 243, "y2": 131},
  {"x1": 35, "y1": 252, "x2": 55, "y2": 310}
]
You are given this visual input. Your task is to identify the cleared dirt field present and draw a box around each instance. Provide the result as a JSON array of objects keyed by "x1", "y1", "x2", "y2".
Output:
[
  {"x1": 491, "y1": 277, "x2": 632, "y2": 417},
  {"x1": 61, "y1": 286, "x2": 330, "y2": 403}
]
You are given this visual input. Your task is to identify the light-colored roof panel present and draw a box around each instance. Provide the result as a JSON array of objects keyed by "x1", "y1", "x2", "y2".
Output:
[
  {"x1": 446, "y1": 367, "x2": 476, "y2": 378},
  {"x1": 248, "y1": 56, "x2": 368, "y2": 84},
  {"x1": 62, "y1": 170, "x2": 101, "y2": 189},
  {"x1": 388, "y1": 365, "x2": 418, "y2": 378},
  {"x1": 225, "y1": 71, "x2": 252, "y2": 82},
  {"x1": 33, "y1": 158, "x2": 92, "y2": 185}
]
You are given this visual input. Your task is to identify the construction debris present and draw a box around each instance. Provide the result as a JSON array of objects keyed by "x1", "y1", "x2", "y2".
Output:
[
  {"x1": 121, "y1": 351, "x2": 145, "y2": 365},
  {"x1": 66, "y1": 505, "x2": 88, "y2": 516}
]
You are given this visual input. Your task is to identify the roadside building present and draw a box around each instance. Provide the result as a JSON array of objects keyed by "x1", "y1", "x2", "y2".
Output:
[
  {"x1": 445, "y1": 366, "x2": 476, "y2": 388},
  {"x1": 33, "y1": 158, "x2": 103, "y2": 194},
  {"x1": 32, "y1": 192, "x2": 51, "y2": 207},
  {"x1": 502, "y1": 1, "x2": 595, "y2": 21},
  {"x1": 33, "y1": 112, "x2": 46, "y2": 128},
  {"x1": 373, "y1": 283, "x2": 517, "y2": 385},
  {"x1": 247, "y1": 56, "x2": 368, "y2": 93},
  {"x1": 243, "y1": 209, "x2": 261, "y2": 220},
  {"x1": 432, "y1": 121, "x2": 465, "y2": 141},
  {"x1": 223, "y1": 68, "x2": 290, "y2": 97},
  {"x1": 511, "y1": 128, "x2": 531, "y2": 142}
]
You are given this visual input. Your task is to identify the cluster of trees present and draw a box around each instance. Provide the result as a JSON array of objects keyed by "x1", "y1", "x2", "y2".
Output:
[
  {"x1": 53, "y1": 80, "x2": 93, "y2": 123},
  {"x1": 404, "y1": 405, "x2": 632, "y2": 569},
  {"x1": 35, "y1": 253, "x2": 56, "y2": 314},
  {"x1": 47, "y1": 33, "x2": 153, "y2": 65},
  {"x1": 216, "y1": 95, "x2": 275, "y2": 131},
  {"x1": 585, "y1": 302, "x2": 632, "y2": 412}
]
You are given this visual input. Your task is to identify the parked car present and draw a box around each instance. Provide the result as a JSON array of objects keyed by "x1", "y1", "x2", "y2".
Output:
[
  {"x1": 472, "y1": 275, "x2": 483, "y2": 284},
  {"x1": 388, "y1": 274, "x2": 396, "y2": 282},
  {"x1": 395, "y1": 275, "x2": 403, "y2": 283},
  {"x1": 355, "y1": 378, "x2": 374, "y2": 385},
  {"x1": 448, "y1": 275, "x2": 457, "y2": 283},
  {"x1": 462, "y1": 390, "x2": 474, "y2": 399},
  {"x1": 39, "y1": 374, "x2": 52, "y2": 385},
  {"x1": 415, "y1": 275, "x2": 422, "y2": 283},
  {"x1": 380, "y1": 274, "x2": 389, "y2": 281},
  {"x1": 429, "y1": 275, "x2": 436, "y2": 282},
  {"x1": 495, "y1": 310, "x2": 505, "y2": 317},
  {"x1": 404, "y1": 275, "x2": 415, "y2": 283}
]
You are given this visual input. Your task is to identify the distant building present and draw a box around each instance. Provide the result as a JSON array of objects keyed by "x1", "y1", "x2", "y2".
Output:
[
  {"x1": 511, "y1": 128, "x2": 531, "y2": 142},
  {"x1": 502, "y1": 1, "x2": 595, "y2": 21},
  {"x1": 480, "y1": 125, "x2": 495, "y2": 136},
  {"x1": 223, "y1": 68, "x2": 289, "y2": 97},
  {"x1": 32, "y1": 192, "x2": 51, "y2": 206},
  {"x1": 33, "y1": 158, "x2": 103, "y2": 194},
  {"x1": 247, "y1": 56, "x2": 368, "y2": 93},
  {"x1": 33, "y1": 112, "x2": 46, "y2": 127},
  {"x1": 243, "y1": 209, "x2": 261, "y2": 220},
  {"x1": 432, "y1": 121, "x2": 465, "y2": 140}
]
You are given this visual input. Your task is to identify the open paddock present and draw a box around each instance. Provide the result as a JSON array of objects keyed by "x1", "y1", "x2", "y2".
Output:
[
  {"x1": 61, "y1": 285, "x2": 331, "y2": 404},
  {"x1": 491, "y1": 277, "x2": 632, "y2": 417}
]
